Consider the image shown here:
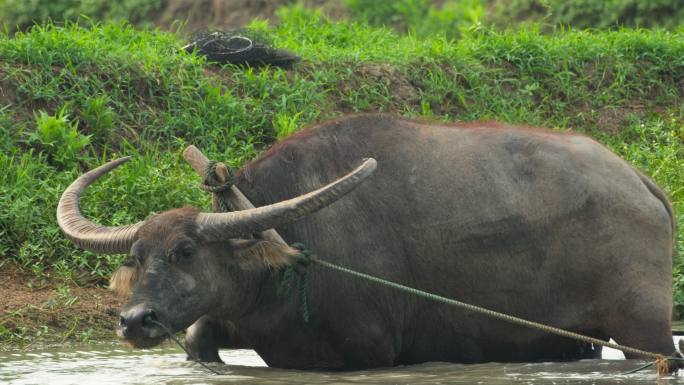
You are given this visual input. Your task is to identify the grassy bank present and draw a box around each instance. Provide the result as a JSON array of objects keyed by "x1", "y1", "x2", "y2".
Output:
[
  {"x1": 348, "y1": 0, "x2": 684, "y2": 37},
  {"x1": 2, "y1": 6, "x2": 684, "y2": 345},
  {"x1": 4, "y1": 0, "x2": 684, "y2": 36}
]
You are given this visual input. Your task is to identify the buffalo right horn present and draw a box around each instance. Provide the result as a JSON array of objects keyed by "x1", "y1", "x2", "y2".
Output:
[
  {"x1": 57, "y1": 157, "x2": 143, "y2": 254},
  {"x1": 196, "y1": 158, "x2": 377, "y2": 238}
]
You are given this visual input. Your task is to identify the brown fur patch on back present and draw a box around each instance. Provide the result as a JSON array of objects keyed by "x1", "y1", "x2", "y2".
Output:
[
  {"x1": 110, "y1": 264, "x2": 142, "y2": 298},
  {"x1": 236, "y1": 241, "x2": 299, "y2": 270}
]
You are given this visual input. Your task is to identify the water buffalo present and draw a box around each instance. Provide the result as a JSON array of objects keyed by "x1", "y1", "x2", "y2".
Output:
[{"x1": 57, "y1": 114, "x2": 678, "y2": 369}]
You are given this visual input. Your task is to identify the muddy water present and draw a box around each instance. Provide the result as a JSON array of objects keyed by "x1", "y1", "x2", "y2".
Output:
[{"x1": 2, "y1": 339, "x2": 684, "y2": 385}]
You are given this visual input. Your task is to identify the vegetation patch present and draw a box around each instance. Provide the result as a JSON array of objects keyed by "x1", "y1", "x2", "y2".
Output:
[
  {"x1": 4, "y1": 0, "x2": 684, "y2": 39},
  {"x1": 0, "y1": 0, "x2": 163, "y2": 32},
  {"x1": 345, "y1": 0, "x2": 684, "y2": 38},
  {"x1": 487, "y1": 0, "x2": 684, "y2": 31}
]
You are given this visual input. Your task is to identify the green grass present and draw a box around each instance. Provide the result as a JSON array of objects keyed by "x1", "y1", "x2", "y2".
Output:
[
  {"x1": 0, "y1": 0, "x2": 162, "y2": 33},
  {"x1": 345, "y1": 0, "x2": 684, "y2": 37},
  {"x1": 344, "y1": 0, "x2": 484, "y2": 39},
  {"x1": 1, "y1": 7, "x2": 684, "y2": 318},
  {"x1": 487, "y1": 0, "x2": 684, "y2": 31},
  {"x1": 4, "y1": 0, "x2": 683, "y2": 40},
  {"x1": 10, "y1": 0, "x2": 674, "y2": 38}
]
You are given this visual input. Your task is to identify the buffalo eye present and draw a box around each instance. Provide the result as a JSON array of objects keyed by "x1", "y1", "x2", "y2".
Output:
[
  {"x1": 171, "y1": 244, "x2": 195, "y2": 264},
  {"x1": 124, "y1": 254, "x2": 142, "y2": 267}
]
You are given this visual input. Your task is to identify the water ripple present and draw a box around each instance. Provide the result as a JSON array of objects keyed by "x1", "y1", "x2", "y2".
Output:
[{"x1": 2, "y1": 340, "x2": 684, "y2": 385}]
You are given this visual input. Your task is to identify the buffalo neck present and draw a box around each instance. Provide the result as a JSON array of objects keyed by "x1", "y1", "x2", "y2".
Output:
[
  {"x1": 213, "y1": 264, "x2": 294, "y2": 321},
  {"x1": 225, "y1": 267, "x2": 302, "y2": 335}
]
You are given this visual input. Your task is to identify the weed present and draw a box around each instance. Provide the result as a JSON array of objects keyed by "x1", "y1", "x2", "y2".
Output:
[
  {"x1": 79, "y1": 328, "x2": 95, "y2": 343},
  {"x1": 5, "y1": 309, "x2": 23, "y2": 317},
  {"x1": 0, "y1": 105, "x2": 18, "y2": 152},
  {"x1": 80, "y1": 95, "x2": 115, "y2": 144},
  {"x1": 345, "y1": 0, "x2": 483, "y2": 38},
  {"x1": 56, "y1": 285, "x2": 79, "y2": 306},
  {"x1": 273, "y1": 111, "x2": 302, "y2": 139},
  {"x1": 28, "y1": 106, "x2": 91, "y2": 168},
  {"x1": 487, "y1": 0, "x2": 684, "y2": 31},
  {"x1": 0, "y1": 0, "x2": 163, "y2": 33}
]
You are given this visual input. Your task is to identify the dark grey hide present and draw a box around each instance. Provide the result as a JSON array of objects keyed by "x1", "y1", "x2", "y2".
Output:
[{"x1": 131, "y1": 115, "x2": 677, "y2": 369}]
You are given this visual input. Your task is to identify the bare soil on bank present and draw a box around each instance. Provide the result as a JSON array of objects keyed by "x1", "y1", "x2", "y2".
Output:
[{"x1": 0, "y1": 264, "x2": 122, "y2": 350}]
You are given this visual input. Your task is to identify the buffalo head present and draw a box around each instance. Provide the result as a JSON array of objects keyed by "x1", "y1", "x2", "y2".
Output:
[{"x1": 56, "y1": 156, "x2": 376, "y2": 348}]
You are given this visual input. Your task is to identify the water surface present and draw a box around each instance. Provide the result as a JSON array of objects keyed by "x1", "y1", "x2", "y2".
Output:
[{"x1": 2, "y1": 339, "x2": 683, "y2": 384}]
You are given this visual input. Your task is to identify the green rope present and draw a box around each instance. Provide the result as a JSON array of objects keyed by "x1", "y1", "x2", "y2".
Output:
[
  {"x1": 278, "y1": 266, "x2": 295, "y2": 297},
  {"x1": 291, "y1": 243, "x2": 311, "y2": 323},
  {"x1": 299, "y1": 269, "x2": 310, "y2": 323},
  {"x1": 276, "y1": 264, "x2": 310, "y2": 323},
  {"x1": 622, "y1": 361, "x2": 657, "y2": 375},
  {"x1": 292, "y1": 245, "x2": 683, "y2": 373}
]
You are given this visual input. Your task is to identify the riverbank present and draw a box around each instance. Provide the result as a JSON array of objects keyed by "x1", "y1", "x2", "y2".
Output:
[{"x1": 0, "y1": 263, "x2": 121, "y2": 349}]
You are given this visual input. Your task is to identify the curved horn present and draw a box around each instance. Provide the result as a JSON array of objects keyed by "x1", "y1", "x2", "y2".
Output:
[
  {"x1": 196, "y1": 158, "x2": 377, "y2": 237},
  {"x1": 57, "y1": 157, "x2": 143, "y2": 254}
]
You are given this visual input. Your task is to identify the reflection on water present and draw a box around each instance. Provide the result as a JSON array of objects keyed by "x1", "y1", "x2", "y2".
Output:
[{"x1": 1, "y1": 338, "x2": 683, "y2": 385}]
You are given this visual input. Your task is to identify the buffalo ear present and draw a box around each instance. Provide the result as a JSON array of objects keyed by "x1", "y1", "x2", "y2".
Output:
[
  {"x1": 110, "y1": 263, "x2": 141, "y2": 298},
  {"x1": 231, "y1": 239, "x2": 299, "y2": 270}
]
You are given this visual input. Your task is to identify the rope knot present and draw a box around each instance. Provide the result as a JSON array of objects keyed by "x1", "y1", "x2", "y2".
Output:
[
  {"x1": 276, "y1": 242, "x2": 313, "y2": 323},
  {"x1": 290, "y1": 242, "x2": 314, "y2": 266},
  {"x1": 655, "y1": 356, "x2": 670, "y2": 376},
  {"x1": 663, "y1": 351, "x2": 684, "y2": 375},
  {"x1": 199, "y1": 160, "x2": 235, "y2": 193}
]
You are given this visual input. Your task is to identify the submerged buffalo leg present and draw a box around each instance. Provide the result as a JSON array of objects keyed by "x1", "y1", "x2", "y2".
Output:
[{"x1": 184, "y1": 316, "x2": 246, "y2": 363}]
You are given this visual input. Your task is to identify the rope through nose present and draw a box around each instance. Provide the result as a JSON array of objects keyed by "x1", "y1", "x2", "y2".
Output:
[{"x1": 146, "y1": 318, "x2": 223, "y2": 375}]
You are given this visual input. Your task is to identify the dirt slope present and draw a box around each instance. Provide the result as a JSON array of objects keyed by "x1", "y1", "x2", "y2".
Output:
[{"x1": 0, "y1": 265, "x2": 122, "y2": 349}]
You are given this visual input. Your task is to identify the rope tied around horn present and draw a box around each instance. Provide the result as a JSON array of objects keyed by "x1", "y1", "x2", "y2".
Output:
[
  {"x1": 199, "y1": 160, "x2": 235, "y2": 194},
  {"x1": 199, "y1": 160, "x2": 236, "y2": 213}
]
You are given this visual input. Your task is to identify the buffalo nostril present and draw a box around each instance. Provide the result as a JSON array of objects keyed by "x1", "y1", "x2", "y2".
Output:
[
  {"x1": 118, "y1": 306, "x2": 160, "y2": 339},
  {"x1": 142, "y1": 309, "x2": 157, "y2": 327}
]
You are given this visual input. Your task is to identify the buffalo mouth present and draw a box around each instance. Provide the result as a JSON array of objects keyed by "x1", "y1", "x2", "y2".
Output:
[
  {"x1": 118, "y1": 333, "x2": 167, "y2": 349},
  {"x1": 116, "y1": 306, "x2": 174, "y2": 349}
]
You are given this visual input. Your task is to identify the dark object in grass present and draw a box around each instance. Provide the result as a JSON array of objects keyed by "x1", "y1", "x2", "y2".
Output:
[{"x1": 183, "y1": 30, "x2": 300, "y2": 68}]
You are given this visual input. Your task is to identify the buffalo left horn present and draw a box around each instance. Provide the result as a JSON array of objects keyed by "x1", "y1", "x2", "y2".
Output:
[
  {"x1": 57, "y1": 157, "x2": 143, "y2": 254},
  {"x1": 196, "y1": 158, "x2": 377, "y2": 238}
]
